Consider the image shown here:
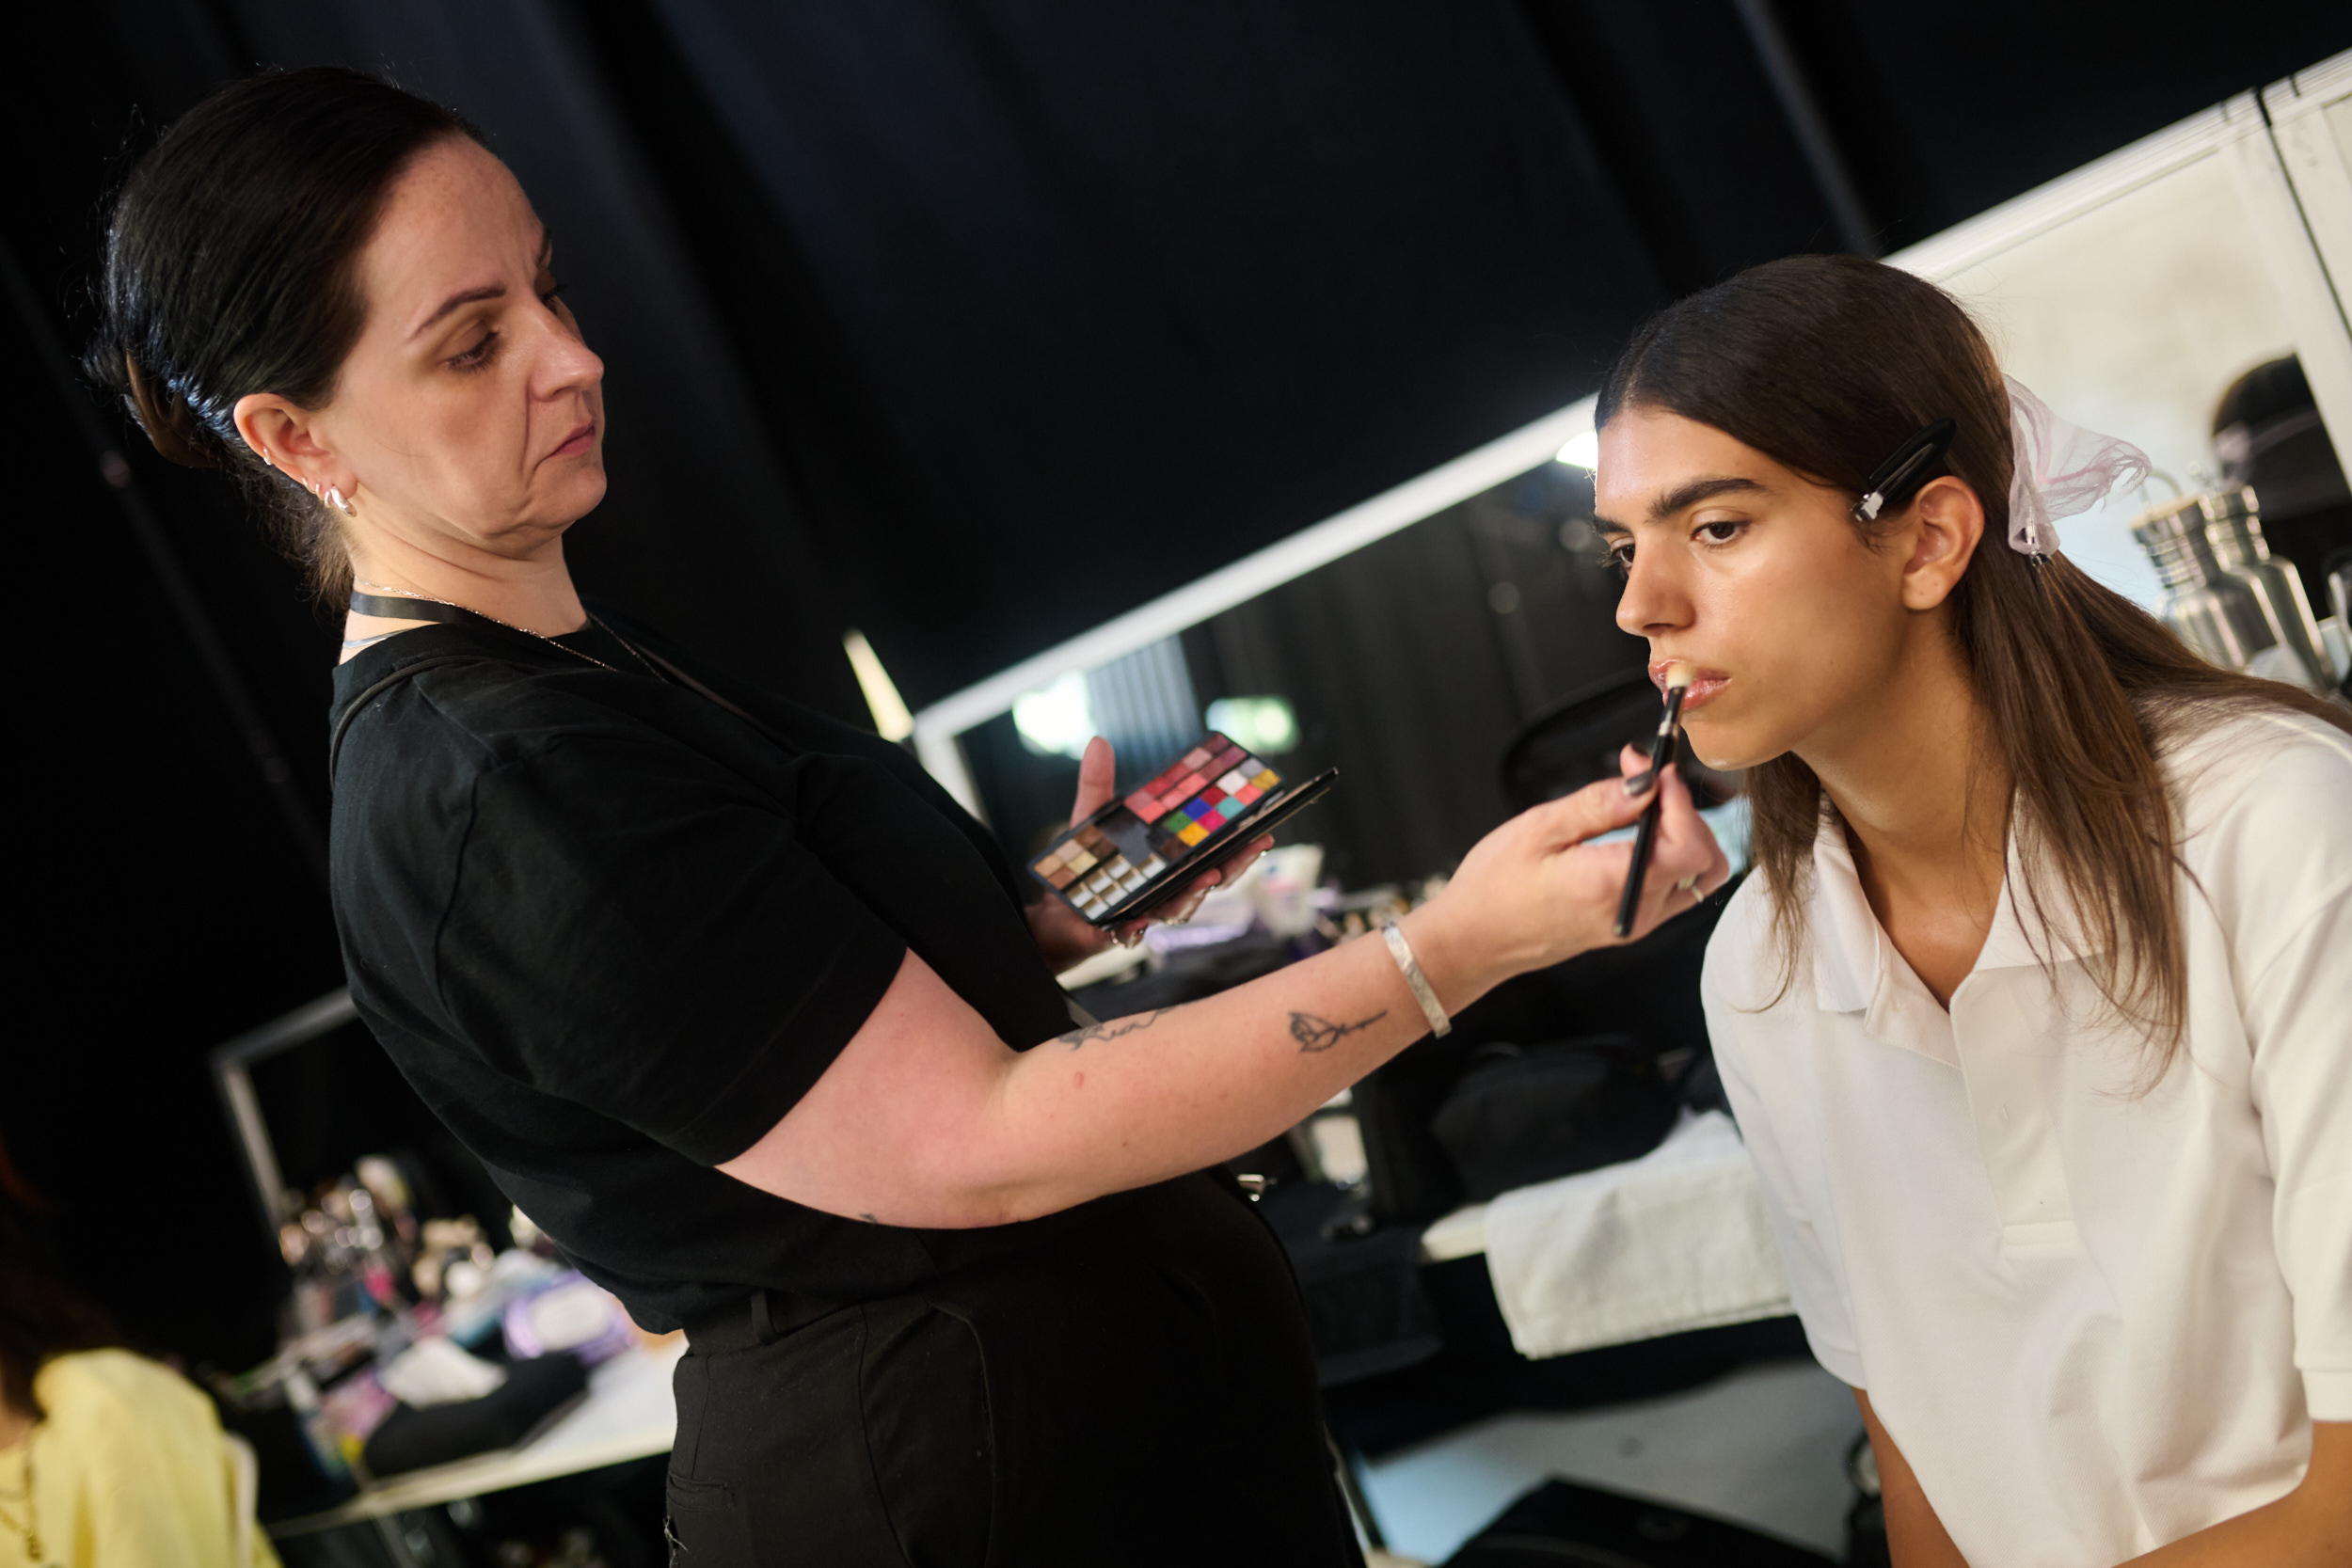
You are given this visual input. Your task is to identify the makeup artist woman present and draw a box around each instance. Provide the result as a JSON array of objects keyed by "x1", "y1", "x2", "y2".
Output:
[{"x1": 93, "y1": 70, "x2": 1724, "y2": 1565}]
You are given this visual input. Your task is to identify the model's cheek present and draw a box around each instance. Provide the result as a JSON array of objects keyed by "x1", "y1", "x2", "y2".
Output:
[{"x1": 1682, "y1": 635, "x2": 1817, "y2": 769}]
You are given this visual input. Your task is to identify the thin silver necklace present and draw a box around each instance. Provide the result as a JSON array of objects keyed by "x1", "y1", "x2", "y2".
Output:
[{"x1": 350, "y1": 579, "x2": 658, "y2": 678}]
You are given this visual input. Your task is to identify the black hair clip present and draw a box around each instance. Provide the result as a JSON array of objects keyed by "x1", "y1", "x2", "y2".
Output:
[{"x1": 1852, "y1": 418, "x2": 1957, "y2": 522}]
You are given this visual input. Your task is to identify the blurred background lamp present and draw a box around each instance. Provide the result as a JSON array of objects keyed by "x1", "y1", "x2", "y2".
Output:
[
  {"x1": 1555, "y1": 429, "x2": 1600, "y2": 470},
  {"x1": 1014, "y1": 670, "x2": 1096, "y2": 757},
  {"x1": 1204, "y1": 695, "x2": 1299, "y2": 753}
]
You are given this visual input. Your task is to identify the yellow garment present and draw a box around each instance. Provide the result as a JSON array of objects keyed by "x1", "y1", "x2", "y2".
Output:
[{"x1": 0, "y1": 1351, "x2": 278, "y2": 1568}]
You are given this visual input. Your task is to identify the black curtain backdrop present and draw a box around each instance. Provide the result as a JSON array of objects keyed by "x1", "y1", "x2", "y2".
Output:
[
  {"x1": 8, "y1": 0, "x2": 2345, "y2": 1369},
  {"x1": 640, "y1": 0, "x2": 1665, "y2": 701}
]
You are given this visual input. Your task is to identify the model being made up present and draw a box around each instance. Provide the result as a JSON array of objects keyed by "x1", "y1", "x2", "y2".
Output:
[{"x1": 1591, "y1": 255, "x2": 2350, "y2": 1568}]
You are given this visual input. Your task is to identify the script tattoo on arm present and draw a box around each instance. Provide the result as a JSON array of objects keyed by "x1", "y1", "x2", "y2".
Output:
[
  {"x1": 1289, "y1": 1009, "x2": 1388, "y2": 1053},
  {"x1": 1059, "y1": 1008, "x2": 1177, "y2": 1051}
]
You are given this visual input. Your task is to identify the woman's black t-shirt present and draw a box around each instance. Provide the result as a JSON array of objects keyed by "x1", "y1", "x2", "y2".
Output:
[{"x1": 327, "y1": 609, "x2": 1120, "y2": 1331}]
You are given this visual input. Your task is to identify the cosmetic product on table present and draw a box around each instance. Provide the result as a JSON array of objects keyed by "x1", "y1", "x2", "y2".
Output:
[
  {"x1": 1028, "y1": 732, "x2": 1336, "y2": 926},
  {"x1": 1612, "y1": 663, "x2": 1693, "y2": 940},
  {"x1": 2132, "y1": 493, "x2": 2284, "y2": 677},
  {"x1": 2196, "y1": 489, "x2": 2330, "y2": 689},
  {"x1": 2326, "y1": 552, "x2": 2352, "y2": 689}
]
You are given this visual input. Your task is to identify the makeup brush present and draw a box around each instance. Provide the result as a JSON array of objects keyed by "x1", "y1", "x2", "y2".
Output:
[{"x1": 1613, "y1": 662, "x2": 1695, "y2": 939}]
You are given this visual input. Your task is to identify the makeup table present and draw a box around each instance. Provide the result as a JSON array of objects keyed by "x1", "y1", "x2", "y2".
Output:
[{"x1": 265, "y1": 1336, "x2": 683, "y2": 1540}]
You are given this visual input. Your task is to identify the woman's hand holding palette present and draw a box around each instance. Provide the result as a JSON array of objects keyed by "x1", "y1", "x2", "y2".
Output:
[{"x1": 1028, "y1": 733, "x2": 1336, "y2": 926}]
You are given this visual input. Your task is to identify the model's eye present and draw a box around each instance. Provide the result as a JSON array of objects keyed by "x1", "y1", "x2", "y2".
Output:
[
  {"x1": 1597, "y1": 537, "x2": 1634, "y2": 574},
  {"x1": 1694, "y1": 517, "x2": 1748, "y2": 546},
  {"x1": 540, "y1": 280, "x2": 568, "y2": 309}
]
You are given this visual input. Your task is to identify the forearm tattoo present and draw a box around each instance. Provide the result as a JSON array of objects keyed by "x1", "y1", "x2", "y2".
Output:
[
  {"x1": 1057, "y1": 1005, "x2": 1389, "y2": 1055},
  {"x1": 1289, "y1": 1009, "x2": 1388, "y2": 1053},
  {"x1": 1060, "y1": 1008, "x2": 1176, "y2": 1051}
]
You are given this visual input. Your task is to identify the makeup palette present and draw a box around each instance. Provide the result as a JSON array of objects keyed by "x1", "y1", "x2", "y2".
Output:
[{"x1": 1027, "y1": 732, "x2": 1337, "y2": 926}]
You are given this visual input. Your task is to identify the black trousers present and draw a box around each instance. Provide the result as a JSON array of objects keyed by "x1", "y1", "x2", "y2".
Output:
[{"x1": 665, "y1": 1175, "x2": 1364, "y2": 1567}]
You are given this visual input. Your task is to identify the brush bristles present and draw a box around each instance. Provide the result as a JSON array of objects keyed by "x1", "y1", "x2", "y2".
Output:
[{"x1": 1663, "y1": 662, "x2": 1696, "y2": 690}]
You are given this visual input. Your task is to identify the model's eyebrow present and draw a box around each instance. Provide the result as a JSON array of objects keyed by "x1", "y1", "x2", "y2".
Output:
[
  {"x1": 1593, "y1": 475, "x2": 1769, "y2": 533},
  {"x1": 407, "y1": 227, "x2": 553, "y2": 341}
]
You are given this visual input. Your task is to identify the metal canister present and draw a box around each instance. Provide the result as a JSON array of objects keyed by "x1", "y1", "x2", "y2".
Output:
[
  {"x1": 2199, "y1": 488, "x2": 2329, "y2": 689},
  {"x1": 2130, "y1": 493, "x2": 2278, "y2": 673}
]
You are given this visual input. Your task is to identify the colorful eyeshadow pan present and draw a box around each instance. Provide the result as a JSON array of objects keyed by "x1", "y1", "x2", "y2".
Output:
[{"x1": 1026, "y1": 732, "x2": 1296, "y2": 923}]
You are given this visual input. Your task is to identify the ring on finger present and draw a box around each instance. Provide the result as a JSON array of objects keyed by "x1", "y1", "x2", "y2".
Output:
[{"x1": 1675, "y1": 872, "x2": 1703, "y2": 899}]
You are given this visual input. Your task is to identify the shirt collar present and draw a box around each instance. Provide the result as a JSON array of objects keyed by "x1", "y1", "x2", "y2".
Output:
[
  {"x1": 1806, "y1": 810, "x2": 1879, "y2": 1017},
  {"x1": 1805, "y1": 816, "x2": 1954, "y2": 1064},
  {"x1": 1804, "y1": 803, "x2": 2104, "y2": 1061},
  {"x1": 1976, "y1": 816, "x2": 2106, "y2": 973}
]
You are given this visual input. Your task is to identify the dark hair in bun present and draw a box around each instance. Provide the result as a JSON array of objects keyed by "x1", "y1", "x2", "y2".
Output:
[{"x1": 87, "y1": 66, "x2": 479, "y2": 599}]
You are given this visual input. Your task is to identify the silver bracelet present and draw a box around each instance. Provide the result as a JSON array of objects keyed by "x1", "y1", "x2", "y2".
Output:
[{"x1": 1382, "y1": 922, "x2": 1451, "y2": 1037}]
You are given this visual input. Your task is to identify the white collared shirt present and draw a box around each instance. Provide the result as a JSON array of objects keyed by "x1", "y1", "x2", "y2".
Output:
[{"x1": 1703, "y1": 706, "x2": 2351, "y2": 1568}]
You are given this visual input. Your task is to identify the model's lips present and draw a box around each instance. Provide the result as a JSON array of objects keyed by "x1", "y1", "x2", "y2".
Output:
[
  {"x1": 546, "y1": 420, "x2": 596, "y2": 462},
  {"x1": 1649, "y1": 659, "x2": 1732, "y2": 712}
]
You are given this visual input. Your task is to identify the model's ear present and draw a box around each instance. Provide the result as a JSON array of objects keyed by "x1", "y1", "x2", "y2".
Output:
[{"x1": 1899, "y1": 475, "x2": 1985, "y2": 611}]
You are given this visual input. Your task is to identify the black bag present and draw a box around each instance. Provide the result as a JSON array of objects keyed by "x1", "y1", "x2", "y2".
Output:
[
  {"x1": 1428, "y1": 1036, "x2": 1679, "y2": 1202},
  {"x1": 360, "y1": 1353, "x2": 589, "y2": 1477},
  {"x1": 1443, "y1": 1478, "x2": 1836, "y2": 1566},
  {"x1": 1354, "y1": 875, "x2": 1743, "y2": 1226}
]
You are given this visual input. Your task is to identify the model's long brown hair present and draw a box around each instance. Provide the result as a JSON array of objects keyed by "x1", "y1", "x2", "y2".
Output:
[{"x1": 1598, "y1": 255, "x2": 2350, "y2": 1067}]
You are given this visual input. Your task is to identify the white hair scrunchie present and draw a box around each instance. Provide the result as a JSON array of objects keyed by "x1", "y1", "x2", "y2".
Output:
[{"x1": 2003, "y1": 375, "x2": 2151, "y2": 557}]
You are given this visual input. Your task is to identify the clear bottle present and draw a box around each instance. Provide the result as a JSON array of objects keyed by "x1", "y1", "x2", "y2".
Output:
[
  {"x1": 2131, "y1": 494, "x2": 2278, "y2": 673},
  {"x1": 2199, "y1": 489, "x2": 2328, "y2": 689}
]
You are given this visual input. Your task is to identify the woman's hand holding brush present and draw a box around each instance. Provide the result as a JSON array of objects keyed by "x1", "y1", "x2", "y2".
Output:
[{"x1": 1403, "y1": 746, "x2": 1729, "y2": 1012}]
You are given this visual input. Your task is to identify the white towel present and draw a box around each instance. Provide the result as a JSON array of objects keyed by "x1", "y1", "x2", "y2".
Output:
[{"x1": 1482, "y1": 1109, "x2": 1793, "y2": 1360}]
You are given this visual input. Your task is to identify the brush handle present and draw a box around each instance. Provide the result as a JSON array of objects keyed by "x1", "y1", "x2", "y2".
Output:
[{"x1": 1612, "y1": 686, "x2": 1687, "y2": 938}]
